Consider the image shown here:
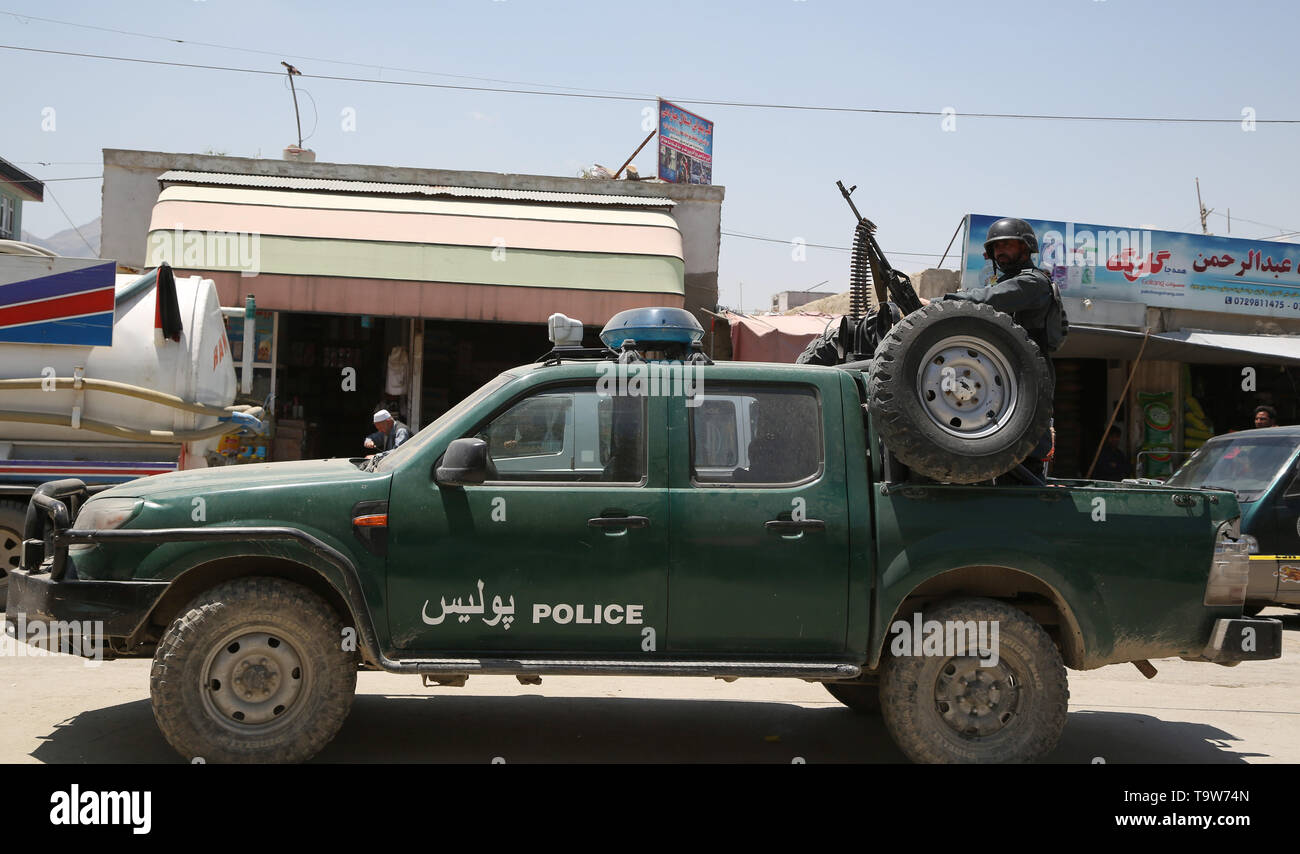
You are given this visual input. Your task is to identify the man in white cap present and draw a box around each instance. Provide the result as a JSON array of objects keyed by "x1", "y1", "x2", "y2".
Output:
[{"x1": 364, "y1": 408, "x2": 411, "y2": 452}]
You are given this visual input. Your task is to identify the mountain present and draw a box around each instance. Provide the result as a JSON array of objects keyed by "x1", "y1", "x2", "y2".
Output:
[{"x1": 21, "y1": 216, "x2": 101, "y2": 257}]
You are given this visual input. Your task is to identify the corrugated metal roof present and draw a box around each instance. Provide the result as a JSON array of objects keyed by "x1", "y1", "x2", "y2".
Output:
[{"x1": 157, "y1": 170, "x2": 675, "y2": 207}]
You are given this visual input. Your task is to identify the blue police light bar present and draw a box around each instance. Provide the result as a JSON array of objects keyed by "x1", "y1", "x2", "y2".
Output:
[{"x1": 599, "y1": 307, "x2": 704, "y2": 349}]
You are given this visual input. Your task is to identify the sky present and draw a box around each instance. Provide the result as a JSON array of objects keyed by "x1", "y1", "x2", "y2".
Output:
[{"x1": 4, "y1": 0, "x2": 1299, "y2": 311}]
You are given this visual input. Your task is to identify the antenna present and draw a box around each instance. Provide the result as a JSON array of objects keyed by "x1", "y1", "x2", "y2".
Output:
[{"x1": 281, "y1": 61, "x2": 304, "y2": 148}]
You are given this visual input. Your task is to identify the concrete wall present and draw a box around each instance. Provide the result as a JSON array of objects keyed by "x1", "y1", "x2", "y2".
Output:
[
  {"x1": 101, "y1": 149, "x2": 724, "y2": 321},
  {"x1": 773, "y1": 290, "x2": 826, "y2": 312},
  {"x1": 913, "y1": 268, "x2": 961, "y2": 301}
]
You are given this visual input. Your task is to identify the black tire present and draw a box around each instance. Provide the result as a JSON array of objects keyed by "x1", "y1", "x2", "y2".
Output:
[
  {"x1": 0, "y1": 499, "x2": 27, "y2": 612},
  {"x1": 879, "y1": 597, "x2": 1068, "y2": 764},
  {"x1": 150, "y1": 577, "x2": 358, "y2": 763},
  {"x1": 823, "y1": 681, "x2": 881, "y2": 714},
  {"x1": 866, "y1": 300, "x2": 1052, "y2": 483},
  {"x1": 796, "y1": 323, "x2": 841, "y2": 366}
]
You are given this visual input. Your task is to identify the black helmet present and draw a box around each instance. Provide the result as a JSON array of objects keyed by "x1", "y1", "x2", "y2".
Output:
[{"x1": 983, "y1": 217, "x2": 1039, "y2": 255}]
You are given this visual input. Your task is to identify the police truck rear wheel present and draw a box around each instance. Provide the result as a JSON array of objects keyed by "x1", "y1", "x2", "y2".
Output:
[
  {"x1": 867, "y1": 300, "x2": 1052, "y2": 483},
  {"x1": 879, "y1": 597, "x2": 1068, "y2": 764},
  {"x1": 150, "y1": 577, "x2": 357, "y2": 763},
  {"x1": 0, "y1": 499, "x2": 27, "y2": 612}
]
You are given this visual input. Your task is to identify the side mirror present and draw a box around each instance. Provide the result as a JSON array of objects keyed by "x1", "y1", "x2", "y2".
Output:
[{"x1": 435, "y1": 438, "x2": 489, "y2": 486}]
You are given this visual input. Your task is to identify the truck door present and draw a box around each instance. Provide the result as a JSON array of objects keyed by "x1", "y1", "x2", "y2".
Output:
[
  {"x1": 666, "y1": 376, "x2": 850, "y2": 653},
  {"x1": 385, "y1": 383, "x2": 668, "y2": 654},
  {"x1": 1269, "y1": 456, "x2": 1300, "y2": 604}
]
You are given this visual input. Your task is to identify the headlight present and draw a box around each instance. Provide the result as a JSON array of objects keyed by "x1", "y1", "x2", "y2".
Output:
[{"x1": 69, "y1": 499, "x2": 143, "y2": 551}]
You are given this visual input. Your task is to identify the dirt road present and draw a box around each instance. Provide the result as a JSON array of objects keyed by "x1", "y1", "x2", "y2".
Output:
[{"x1": 2, "y1": 609, "x2": 1296, "y2": 763}]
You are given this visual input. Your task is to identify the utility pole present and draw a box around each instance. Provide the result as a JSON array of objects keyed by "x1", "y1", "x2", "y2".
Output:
[
  {"x1": 1195, "y1": 178, "x2": 1213, "y2": 235},
  {"x1": 281, "y1": 62, "x2": 304, "y2": 148}
]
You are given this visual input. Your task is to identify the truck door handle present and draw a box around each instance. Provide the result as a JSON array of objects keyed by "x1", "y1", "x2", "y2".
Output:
[
  {"x1": 588, "y1": 516, "x2": 650, "y2": 529},
  {"x1": 765, "y1": 519, "x2": 826, "y2": 533},
  {"x1": 1171, "y1": 493, "x2": 1198, "y2": 507}
]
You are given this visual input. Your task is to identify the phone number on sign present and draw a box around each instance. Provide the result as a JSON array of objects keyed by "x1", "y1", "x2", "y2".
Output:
[{"x1": 1223, "y1": 296, "x2": 1300, "y2": 310}]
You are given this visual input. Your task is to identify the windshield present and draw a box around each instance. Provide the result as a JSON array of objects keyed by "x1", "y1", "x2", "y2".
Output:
[
  {"x1": 374, "y1": 373, "x2": 516, "y2": 471},
  {"x1": 1166, "y1": 434, "x2": 1299, "y2": 502}
]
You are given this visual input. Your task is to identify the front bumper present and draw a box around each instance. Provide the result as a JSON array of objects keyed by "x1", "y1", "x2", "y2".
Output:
[
  {"x1": 1199, "y1": 617, "x2": 1283, "y2": 664},
  {"x1": 5, "y1": 567, "x2": 169, "y2": 654}
]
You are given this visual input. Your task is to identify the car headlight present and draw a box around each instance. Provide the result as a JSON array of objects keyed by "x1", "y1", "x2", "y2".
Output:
[
  {"x1": 69, "y1": 499, "x2": 143, "y2": 551},
  {"x1": 74, "y1": 498, "x2": 143, "y2": 531}
]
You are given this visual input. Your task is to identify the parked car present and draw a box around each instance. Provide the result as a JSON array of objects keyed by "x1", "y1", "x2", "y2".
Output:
[{"x1": 1166, "y1": 426, "x2": 1300, "y2": 614}]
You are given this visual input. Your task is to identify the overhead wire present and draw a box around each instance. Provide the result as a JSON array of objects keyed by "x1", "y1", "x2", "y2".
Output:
[
  {"x1": 39, "y1": 184, "x2": 97, "y2": 255},
  {"x1": 0, "y1": 9, "x2": 658, "y2": 97},
  {"x1": 722, "y1": 230, "x2": 944, "y2": 258},
  {"x1": 2, "y1": 43, "x2": 1297, "y2": 124}
]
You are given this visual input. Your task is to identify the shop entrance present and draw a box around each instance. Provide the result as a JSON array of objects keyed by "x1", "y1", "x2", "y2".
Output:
[
  {"x1": 416, "y1": 319, "x2": 593, "y2": 424},
  {"x1": 1050, "y1": 358, "x2": 1107, "y2": 478},
  {"x1": 275, "y1": 313, "x2": 409, "y2": 460}
]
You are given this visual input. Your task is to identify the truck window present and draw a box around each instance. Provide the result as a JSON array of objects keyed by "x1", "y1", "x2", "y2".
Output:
[
  {"x1": 487, "y1": 395, "x2": 570, "y2": 461},
  {"x1": 691, "y1": 385, "x2": 822, "y2": 486},
  {"x1": 693, "y1": 399, "x2": 738, "y2": 467},
  {"x1": 477, "y1": 387, "x2": 645, "y2": 484}
]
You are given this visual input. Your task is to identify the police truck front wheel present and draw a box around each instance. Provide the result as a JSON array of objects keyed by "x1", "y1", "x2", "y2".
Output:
[
  {"x1": 150, "y1": 577, "x2": 358, "y2": 763},
  {"x1": 867, "y1": 300, "x2": 1052, "y2": 483},
  {"x1": 878, "y1": 597, "x2": 1068, "y2": 764}
]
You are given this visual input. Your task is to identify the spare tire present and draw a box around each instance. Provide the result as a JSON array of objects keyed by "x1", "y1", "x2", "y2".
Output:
[{"x1": 866, "y1": 300, "x2": 1052, "y2": 483}]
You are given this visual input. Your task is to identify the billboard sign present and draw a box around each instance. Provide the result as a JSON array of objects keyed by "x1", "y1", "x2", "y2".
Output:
[
  {"x1": 658, "y1": 99, "x2": 713, "y2": 185},
  {"x1": 962, "y1": 213, "x2": 1300, "y2": 319}
]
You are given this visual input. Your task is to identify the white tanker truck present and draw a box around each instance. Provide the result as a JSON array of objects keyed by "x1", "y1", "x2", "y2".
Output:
[{"x1": 0, "y1": 241, "x2": 264, "y2": 607}]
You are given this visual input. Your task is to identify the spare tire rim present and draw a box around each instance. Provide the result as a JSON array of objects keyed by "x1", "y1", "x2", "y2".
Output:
[
  {"x1": 201, "y1": 627, "x2": 310, "y2": 734},
  {"x1": 933, "y1": 656, "x2": 1022, "y2": 738},
  {"x1": 916, "y1": 335, "x2": 1018, "y2": 440}
]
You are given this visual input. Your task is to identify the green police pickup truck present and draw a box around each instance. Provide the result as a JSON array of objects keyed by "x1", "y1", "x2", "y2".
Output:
[{"x1": 7, "y1": 306, "x2": 1280, "y2": 764}]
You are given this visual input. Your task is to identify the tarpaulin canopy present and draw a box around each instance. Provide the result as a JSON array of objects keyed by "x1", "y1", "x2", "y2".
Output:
[{"x1": 727, "y1": 311, "x2": 835, "y2": 363}]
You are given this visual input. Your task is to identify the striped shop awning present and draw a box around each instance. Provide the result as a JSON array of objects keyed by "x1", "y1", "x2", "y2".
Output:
[{"x1": 145, "y1": 182, "x2": 686, "y2": 323}]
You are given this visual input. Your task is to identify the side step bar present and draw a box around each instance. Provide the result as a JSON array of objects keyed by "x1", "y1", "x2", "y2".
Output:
[{"x1": 379, "y1": 658, "x2": 862, "y2": 679}]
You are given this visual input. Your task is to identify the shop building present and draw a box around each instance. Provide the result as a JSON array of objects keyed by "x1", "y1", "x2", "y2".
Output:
[
  {"x1": 960, "y1": 214, "x2": 1300, "y2": 478},
  {"x1": 101, "y1": 150, "x2": 723, "y2": 460}
]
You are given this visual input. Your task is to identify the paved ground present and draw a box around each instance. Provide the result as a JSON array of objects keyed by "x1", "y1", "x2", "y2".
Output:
[{"x1": 1, "y1": 608, "x2": 1296, "y2": 763}]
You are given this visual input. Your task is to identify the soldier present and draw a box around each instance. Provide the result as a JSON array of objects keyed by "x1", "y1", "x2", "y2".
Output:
[
  {"x1": 928, "y1": 216, "x2": 1064, "y2": 360},
  {"x1": 939, "y1": 217, "x2": 1066, "y2": 475}
]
